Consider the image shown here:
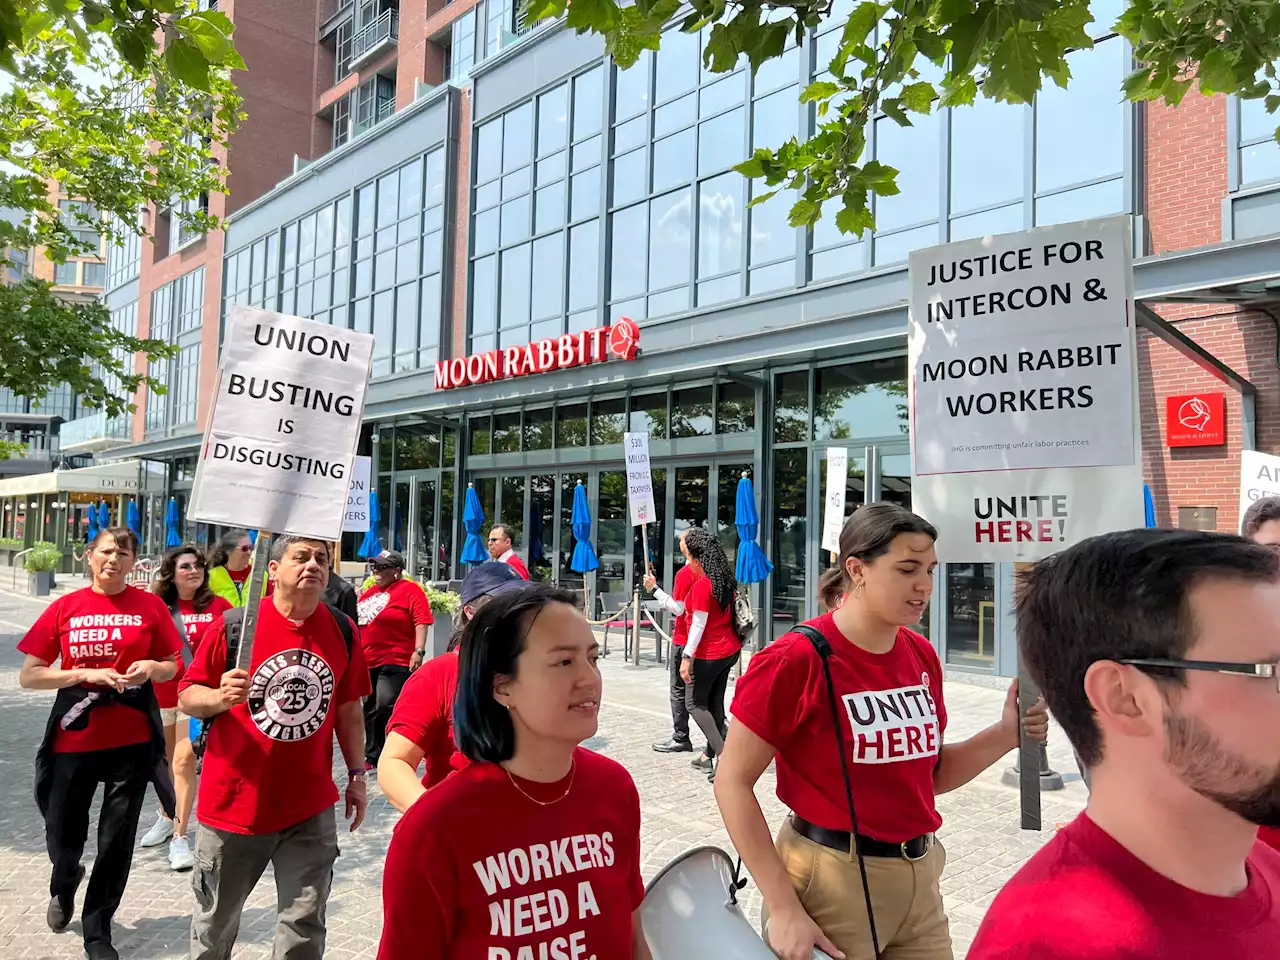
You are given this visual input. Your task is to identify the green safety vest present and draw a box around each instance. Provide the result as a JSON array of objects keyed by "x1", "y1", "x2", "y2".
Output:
[{"x1": 208, "y1": 565, "x2": 268, "y2": 608}]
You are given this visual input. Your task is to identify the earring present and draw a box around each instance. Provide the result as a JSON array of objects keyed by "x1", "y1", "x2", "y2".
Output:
[{"x1": 850, "y1": 580, "x2": 866, "y2": 601}]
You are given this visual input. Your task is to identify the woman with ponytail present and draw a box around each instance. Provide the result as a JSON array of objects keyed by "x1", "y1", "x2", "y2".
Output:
[
  {"x1": 715, "y1": 503, "x2": 1049, "y2": 960},
  {"x1": 679, "y1": 527, "x2": 740, "y2": 782}
]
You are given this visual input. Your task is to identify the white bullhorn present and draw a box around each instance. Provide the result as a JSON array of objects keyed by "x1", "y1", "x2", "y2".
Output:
[{"x1": 641, "y1": 846, "x2": 833, "y2": 960}]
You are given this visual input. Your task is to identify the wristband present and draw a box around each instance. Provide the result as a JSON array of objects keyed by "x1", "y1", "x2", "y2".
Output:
[
  {"x1": 348, "y1": 769, "x2": 367, "y2": 782},
  {"x1": 414, "y1": 649, "x2": 426, "y2": 656}
]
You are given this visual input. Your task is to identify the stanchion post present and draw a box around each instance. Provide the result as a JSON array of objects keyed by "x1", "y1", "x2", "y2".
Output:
[
  {"x1": 235, "y1": 532, "x2": 274, "y2": 673},
  {"x1": 631, "y1": 588, "x2": 641, "y2": 666}
]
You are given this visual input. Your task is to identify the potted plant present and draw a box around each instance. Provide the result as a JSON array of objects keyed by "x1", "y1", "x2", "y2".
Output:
[
  {"x1": 0, "y1": 536, "x2": 22, "y2": 564},
  {"x1": 33, "y1": 540, "x2": 62, "y2": 584},
  {"x1": 24, "y1": 544, "x2": 60, "y2": 597},
  {"x1": 422, "y1": 585, "x2": 462, "y2": 658}
]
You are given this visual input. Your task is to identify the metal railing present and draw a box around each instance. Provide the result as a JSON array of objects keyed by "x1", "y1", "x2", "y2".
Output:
[
  {"x1": 351, "y1": 8, "x2": 398, "y2": 65},
  {"x1": 8, "y1": 548, "x2": 31, "y2": 593}
]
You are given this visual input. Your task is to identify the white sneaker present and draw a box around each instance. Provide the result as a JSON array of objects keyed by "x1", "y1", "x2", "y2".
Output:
[
  {"x1": 139, "y1": 813, "x2": 174, "y2": 848},
  {"x1": 168, "y1": 835, "x2": 194, "y2": 872}
]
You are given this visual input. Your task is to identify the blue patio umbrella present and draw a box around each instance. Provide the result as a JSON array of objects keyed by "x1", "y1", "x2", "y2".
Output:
[
  {"x1": 248, "y1": 529, "x2": 258, "y2": 546},
  {"x1": 1143, "y1": 484, "x2": 1156, "y2": 528},
  {"x1": 393, "y1": 504, "x2": 405, "y2": 553},
  {"x1": 165, "y1": 497, "x2": 182, "y2": 547},
  {"x1": 733, "y1": 473, "x2": 773, "y2": 583},
  {"x1": 125, "y1": 500, "x2": 141, "y2": 537},
  {"x1": 569, "y1": 482, "x2": 600, "y2": 573},
  {"x1": 460, "y1": 484, "x2": 488, "y2": 565},
  {"x1": 358, "y1": 490, "x2": 384, "y2": 559},
  {"x1": 529, "y1": 501, "x2": 546, "y2": 565},
  {"x1": 97, "y1": 500, "x2": 110, "y2": 533},
  {"x1": 86, "y1": 503, "x2": 100, "y2": 542}
]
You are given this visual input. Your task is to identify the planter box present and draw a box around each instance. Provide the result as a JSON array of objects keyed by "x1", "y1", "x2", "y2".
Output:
[
  {"x1": 430, "y1": 611, "x2": 455, "y2": 658},
  {"x1": 27, "y1": 570, "x2": 53, "y2": 597}
]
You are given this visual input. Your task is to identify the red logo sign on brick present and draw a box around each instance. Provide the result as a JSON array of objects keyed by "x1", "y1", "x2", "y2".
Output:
[{"x1": 1166, "y1": 392, "x2": 1226, "y2": 447}]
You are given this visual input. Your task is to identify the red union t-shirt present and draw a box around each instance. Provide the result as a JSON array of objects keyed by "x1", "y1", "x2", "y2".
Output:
[
  {"x1": 154, "y1": 595, "x2": 232, "y2": 709},
  {"x1": 385, "y1": 649, "x2": 470, "y2": 789},
  {"x1": 686, "y1": 576, "x2": 739, "y2": 661},
  {"x1": 967, "y1": 813, "x2": 1280, "y2": 959},
  {"x1": 670, "y1": 564, "x2": 699, "y2": 646},
  {"x1": 358, "y1": 579, "x2": 433, "y2": 669},
  {"x1": 179, "y1": 598, "x2": 371, "y2": 835},
  {"x1": 19, "y1": 586, "x2": 181, "y2": 753},
  {"x1": 377, "y1": 747, "x2": 644, "y2": 960},
  {"x1": 730, "y1": 613, "x2": 946, "y2": 842}
]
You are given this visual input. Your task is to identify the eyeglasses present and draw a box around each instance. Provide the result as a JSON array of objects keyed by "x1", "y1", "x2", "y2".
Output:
[
  {"x1": 487, "y1": 537, "x2": 502, "y2": 543},
  {"x1": 1120, "y1": 657, "x2": 1280, "y2": 692},
  {"x1": 237, "y1": 545, "x2": 252, "y2": 553},
  {"x1": 176, "y1": 562, "x2": 205, "y2": 572}
]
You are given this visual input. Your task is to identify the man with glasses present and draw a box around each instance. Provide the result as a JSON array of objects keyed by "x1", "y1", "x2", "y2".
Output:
[
  {"x1": 968, "y1": 528, "x2": 1280, "y2": 959},
  {"x1": 376, "y1": 562, "x2": 528, "y2": 811},
  {"x1": 487, "y1": 523, "x2": 529, "y2": 580},
  {"x1": 1243, "y1": 498, "x2": 1280, "y2": 854}
]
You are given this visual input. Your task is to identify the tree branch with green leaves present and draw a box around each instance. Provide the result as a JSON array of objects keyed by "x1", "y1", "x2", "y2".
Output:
[{"x1": 523, "y1": 0, "x2": 1280, "y2": 235}]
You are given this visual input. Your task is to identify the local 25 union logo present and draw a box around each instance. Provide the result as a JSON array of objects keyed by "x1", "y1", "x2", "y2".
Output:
[
  {"x1": 248, "y1": 649, "x2": 336, "y2": 742},
  {"x1": 1177, "y1": 396, "x2": 1213, "y2": 433},
  {"x1": 608, "y1": 316, "x2": 640, "y2": 361}
]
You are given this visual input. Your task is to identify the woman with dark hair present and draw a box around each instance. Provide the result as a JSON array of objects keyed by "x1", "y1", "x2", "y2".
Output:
[
  {"x1": 139, "y1": 545, "x2": 231, "y2": 870},
  {"x1": 207, "y1": 529, "x2": 263, "y2": 607},
  {"x1": 18, "y1": 527, "x2": 181, "y2": 960},
  {"x1": 715, "y1": 503, "x2": 1049, "y2": 960},
  {"x1": 679, "y1": 526, "x2": 741, "y2": 780},
  {"x1": 377, "y1": 583, "x2": 651, "y2": 960}
]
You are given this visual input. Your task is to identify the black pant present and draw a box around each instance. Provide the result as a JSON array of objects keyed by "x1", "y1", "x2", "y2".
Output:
[
  {"x1": 668, "y1": 642, "x2": 690, "y2": 744},
  {"x1": 684, "y1": 651, "x2": 740, "y2": 759},
  {"x1": 45, "y1": 743, "x2": 150, "y2": 947},
  {"x1": 364, "y1": 664, "x2": 411, "y2": 765}
]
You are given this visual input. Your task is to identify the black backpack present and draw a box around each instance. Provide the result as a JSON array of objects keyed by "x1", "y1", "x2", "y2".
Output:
[{"x1": 191, "y1": 602, "x2": 355, "y2": 759}]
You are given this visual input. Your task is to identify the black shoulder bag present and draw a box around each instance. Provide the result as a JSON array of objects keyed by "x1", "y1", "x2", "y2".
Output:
[{"x1": 793, "y1": 623, "x2": 882, "y2": 959}]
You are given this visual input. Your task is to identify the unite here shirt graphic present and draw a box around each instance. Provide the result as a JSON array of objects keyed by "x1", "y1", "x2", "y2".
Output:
[{"x1": 731, "y1": 614, "x2": 947, "y2": 842}]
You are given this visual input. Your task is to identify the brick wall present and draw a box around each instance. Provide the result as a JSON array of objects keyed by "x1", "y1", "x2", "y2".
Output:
[
  {"x1": 1144, "y1": 85, "x2": 1227, "y2": 254},
  {"x1": 450, "y1": 88, "x2": 472, "y2": 361}
]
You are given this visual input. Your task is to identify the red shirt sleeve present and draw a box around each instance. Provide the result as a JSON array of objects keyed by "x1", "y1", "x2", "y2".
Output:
[
  {"x1": 377, "y1": 800, "x2": 453, "y2": 959},
  {"x1": 17, "y1": 596, "x2": 66, "y2": 664},
  {"x1": 626, "y1": 777, "x2": 644, "y2": 908},
  {"x1": 180, "y1": 620, "x2": 228, "y2": 692},
  {"x1": 729, "y1": 639, "x2": 809, "y2": 752},
  {"x1": 408, "y1": 584, "x2": 433, "y2": 626},
  {"x1": 336, "y1": 618, "x2": 372, "y2": 704},
  {"x1": 148, "y1": 594, "x2": 183, "y2": 661},
  {"x1": 387, "y1": 656, "x2": 450, "y2": 750}
]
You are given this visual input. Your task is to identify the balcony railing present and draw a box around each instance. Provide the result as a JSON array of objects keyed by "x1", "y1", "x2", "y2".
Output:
[
  {"x1": 0, "y1": 433, "x2": 59, "y2": 460},
  {"x1": 57, "y1": 412, "x2": 131, "y2": 453},
  {"x1": 351, "y1": 8, "x2": 398, "y2": 70}
]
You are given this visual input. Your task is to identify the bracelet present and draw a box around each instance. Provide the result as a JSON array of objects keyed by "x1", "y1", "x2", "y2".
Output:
[
  {"x1": 348, "y1": 769, "x2": 367, "y2": 782},
  {"x1": 414, "y1": 649, "x2": 426, "y2": 656}
]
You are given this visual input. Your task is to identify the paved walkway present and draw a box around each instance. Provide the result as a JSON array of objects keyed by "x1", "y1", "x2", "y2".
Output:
[{"x1": 0, "y1": 590, "x2": 1087, "y2": 958}]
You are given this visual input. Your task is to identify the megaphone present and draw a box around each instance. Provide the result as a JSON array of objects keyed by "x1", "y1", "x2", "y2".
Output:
[{"x1": 640, "y1": 846, "x2": 833, "y2": 960}]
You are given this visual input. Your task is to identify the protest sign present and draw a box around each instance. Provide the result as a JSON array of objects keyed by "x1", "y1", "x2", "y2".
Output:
[
  {"x1": 910, "y1": 217, "x2": 1135, "y2": 476},
  {"x1": 624, "y1": 432, "x2": 656, "y2": 526},
  {"x1": 1239, "y1": 450, "x2": 1280, "y2": 529},
  {"x1": 343, "y1": 455, "x2": 372, "y2": 533},
  {"x1": 189, "y1": 305, "x2": 374, "y2": 540},
  {"x1": 821, "y1": 448, "x2": 849, "y2": 554}
]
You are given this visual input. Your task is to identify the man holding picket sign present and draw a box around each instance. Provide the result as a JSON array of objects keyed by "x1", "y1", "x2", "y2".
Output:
[{"x1": 179, "y1": 305, "x2": 375, "y2": 960}]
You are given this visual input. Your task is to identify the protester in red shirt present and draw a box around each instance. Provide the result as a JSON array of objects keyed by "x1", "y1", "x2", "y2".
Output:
[
  {"x1": 675, "y1": 528, "x2": 741, "y2": 780},
  {"x1": 357, "y1": 549, "x2": 433, "y2": 768},
  {"x1": 180, "y1": 536, "x2": 371, "y2": 960},
  {"x1": 378, "y1": 582, "x2": 650, "y2": 960},
  {"x1": 968, "y1": 529, "x2": 1280, "y2": 960},
  {"x1": 19, "y1": 527, "x2": 180, "y2": 960},
  {"x1": 138, "y1": 544, "x2": 231, "y2": 872},
  {"x1": 646, "y1": 529, "x2": 700, "y2": 755},
  {"x1": 488, "y1": 523, "x2": 530, "y2": 579},
  {"x1": 378, "y1": 560, "x2": 527, "y2": 812},
  {"x1": 1241, "y1": 497, "x2": 1280, "y2": 855},
  {"x1": 716, "y1": 504, "x2": 1048, "y2": 960}
]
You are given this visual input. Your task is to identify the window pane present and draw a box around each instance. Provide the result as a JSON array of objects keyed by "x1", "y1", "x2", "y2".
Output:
[
  {"x1": 698, "y1": 107, "x2": 745, "y2": 175},
  {"x1": 568, "y1": 219, "x2": 599, "y2": 311},
  {"x1": 814, "y1": 357, "x2": 908, "y2": 440},
  {"x1": 477, "y1": 121, "x2": 502, "y2": 183},
  {"x1": 538, "y1": 85, "x2": 568, "y2": 156},
  {"x1": 557, "y1": 403, "x2": 587, "y2": 447},
  {"x1": 774, "y1": 370, "x2": 808, "y2": 442},
  {"x1": 474, "y1": 208, "x2": 499, "y2": 255},
  {"x1": 500, "y1": 243, "x2": 532, "y2": 328},
  {"x1": 951, "y1": 203, "x2": 1024, "y2": 241},
  {"x1": 875, "y1": 111, "x2": 940, "y2": 231},
  {"x1": 399, "y1": 159, "x2": 423, "y2": 217},
  {"x1": 614, "y1": 116, "x2": 648, "y2": 154},
  {"x1": 753, "y1": 87, "x2": 799, "y2": 152},
  {"x1": 629, "y1": 391, "x2": 668, "y2": 439},
  {"x1": 649, "y1": 189, "x2": 691, "y2": 290},
  {"x1": 570, "y1": 169, "x2": 600, "y2": 221},
  {"x1": 524, "y1": 408, "x2": 554, "y2": 451},
  {"x1": 951, "y1": 98, "x2": 1024, "y2": 214},
  {"x1": 1036, "y1": 37, "x2": 1126, "y2": 192},
  {"x1": 654, "y1": 93, "x2": 696, "y2": 138},
  {"x1": 472, "y1": 255, "x2": 497, "y2": 334},
  {"x1": 503, "y1": 104, "x2": 534, "y2": 171},
  {"x1": 653, "y1": 128, "x2": 695, "y2": 193},
  {"x1": 751, "y1": 185, "x2": 795, "y2": 265},
  {"x1": 372, "y1": 289, "x2": 394, "y2": 374},
  {"x1": 615, "y1": 51, "x2": 652, "y2": 122},
  {"x1": 755, "y1": 44, "x2": 799, "y2": 96},
  {"x1": 671, "y1": 386, "x2": 713, "y2": 437},
  {"x1": 811, "y1": 242, "x2": 869, "y2": 281},
  {"x1": 395, "y1": 282, "x2": 418, "y2": 366},
  {"x1": 494, "y1": 413, "x2": 521, "y2": 454},
  {"x1": 874, "y1": 223, "x2": 938, "y2": 266},
  {"x1": 750, "y1": 260, "x2": 795, "y2": 294},
  {"x1": 656, "y1": 28, "x2": 698, "y2": 103},
  {"x1": 470, "y1": 416, "x2": 492, "y2": 455},
  {"x1": 698, "y1": 173, "x2": 744, "y2": 278},
  {"x1": 613, "y1": 149, "x2": 647, "y2": 207},
  {"x1": 700, "y1": 72, "x2": 746, "y2": 118},
  {"x1": 573, "y1": 66, "x2": 604, "y2": 140},
  {"x1": 648, "y1": 286, "x2": 688, "y2": 317},
  {"x1": 1241, "y1": 139, "x2": 1280, "y2": 187},
  {"x1": 501, "y1": 195, "x2": 531, "y2": 245},
  {"x1": 535, "y1": 181, "x2": 566, "y2": 233},
  {"x1": 697, "y1": 274, "x2": 739, "y2": 306},
  {"x1": 590, "y1": 397, "x2": 626, "y2": 445},
  {"x1": 1035, "y1": 179, "x2": 1124, "y2": 225},
  {"x1": 717, "y1": 380, "x2": 756, "y2": 433},
  {"x1": 611, "y1": 203, "x2": 649, "y2": 300},
  {"x1": 531, "y1": 235, "x2": 563, "y2": 321}
]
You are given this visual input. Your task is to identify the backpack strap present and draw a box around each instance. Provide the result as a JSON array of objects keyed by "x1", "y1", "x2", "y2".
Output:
[
  {"x1": 792, "y1": 623, "x2": 882, "y2": 959},
  {"x1": 168, "y1": 603, "x2": 196, "y2": 668},
  {"x1": 221, "y1": 608, "x2": 245, "y2": 673},
  {"x1": 323, "y1": 602, "x2": 355, "y2": 659}
]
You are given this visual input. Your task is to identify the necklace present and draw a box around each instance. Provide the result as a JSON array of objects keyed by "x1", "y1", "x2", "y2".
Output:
[{"x1": 506, "y1": 758, "x2": 576, "y2": 806}]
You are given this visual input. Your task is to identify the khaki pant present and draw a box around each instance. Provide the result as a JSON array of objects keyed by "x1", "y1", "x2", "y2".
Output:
[{"x1": 764, "y1": 820, "x2": 953, "y2": 960}]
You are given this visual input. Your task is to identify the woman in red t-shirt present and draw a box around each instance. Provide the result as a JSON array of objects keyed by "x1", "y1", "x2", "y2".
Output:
[
  {"x1": 357, "y1": 550, "x2": 433, "y2": 768},
  {"x1": 378, "y1": 582, "x2": 651, "y2": 960},
  {"x1": 18, "y1": 527, "x2": 180, "y2": 960},
  {"x1": 716, "y1": 504, "x2": 1049, "y2": 960},
  {"x1": 678, "y1": 527, "x2": 741, "y2": 781},
  {"x1": 144, "y1": 544, "x2": 231, "y2": 871}
]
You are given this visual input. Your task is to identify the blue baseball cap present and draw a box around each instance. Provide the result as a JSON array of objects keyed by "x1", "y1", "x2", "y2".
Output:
[{"x1": 460, "y1": 561, "x2": 527, "y2": 606}]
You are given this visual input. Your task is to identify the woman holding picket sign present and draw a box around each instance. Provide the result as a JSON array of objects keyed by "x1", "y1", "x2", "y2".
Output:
[
  {"x1": 377, "y1": 583, "x2": 651, "y2": 959},
  {"x1": 715, "y1": 503, "x2": 1050, "y2": 960}
]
